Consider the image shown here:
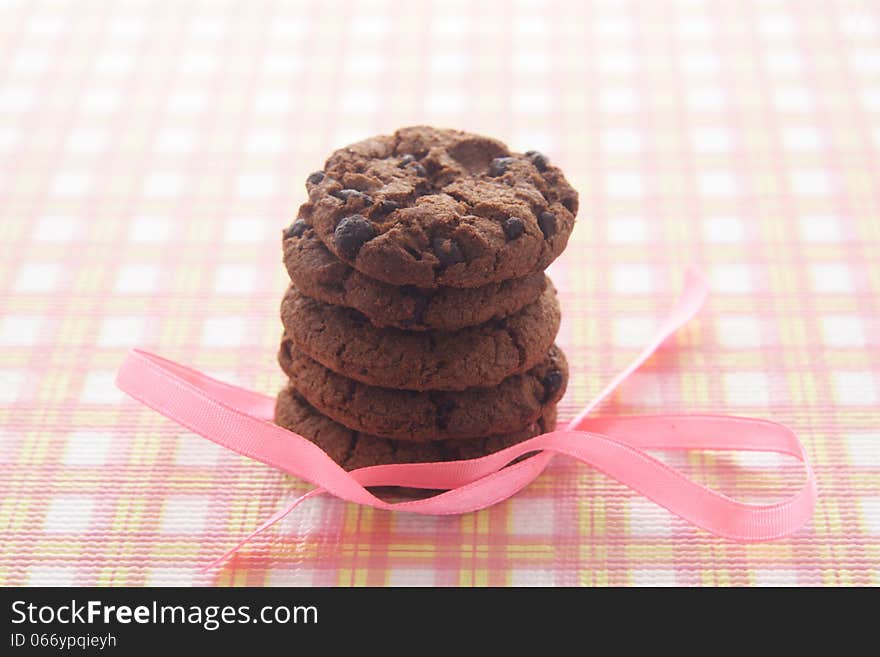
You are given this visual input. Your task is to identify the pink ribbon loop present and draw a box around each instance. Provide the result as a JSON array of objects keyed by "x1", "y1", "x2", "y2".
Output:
[{"x1": 115, "y1": 268, "x2": 818, "y2": 567}]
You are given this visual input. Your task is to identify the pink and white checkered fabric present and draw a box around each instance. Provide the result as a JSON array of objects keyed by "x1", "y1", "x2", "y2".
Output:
[{"x1": 1, "y1": 0, "x2": 878, "y2": 586}]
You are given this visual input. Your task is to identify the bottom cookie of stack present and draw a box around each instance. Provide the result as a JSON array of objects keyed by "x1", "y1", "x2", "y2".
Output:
[{"x1": 274, "y1": 387, "x2": 557, "y2": 471}]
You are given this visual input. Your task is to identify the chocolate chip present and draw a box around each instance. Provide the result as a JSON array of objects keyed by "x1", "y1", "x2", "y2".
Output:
[
  {"x1": 306, "y1": 170, "x2": 325, "y2": 185},
  {"x1": 542, "y1": 370, "x2": 563, "y2": 402},
  {"x1": 410, "y1": 295, "x2": 429, "y2": 326},
  {"x1": 538, "y1": 211, "x2": 557, "y2": 238},
  {"x1": 279, "y1": 339, "x2": 293, "y2": 370},
  {"x1": 488, "y1": 156, "x2": 515, "y2": 177},
  {"x1": 334, "y1": 215, "x2": 377, "y2": 258},
  {"x1": 431, "y1": 237, "x2": 465, "y2": 268},
  {"x1": 283, "y1": 219, "x2": 308, "y2": 239},
  {"x1": 431, "y1": 396, "x2": 456, "y2": 431},
  {"x1": 525, "y1": 150, "x2": 549, "y2": 172},
  {"x1": 332, "y1": 189, "x2": 373, "y2": 206},
  {"x1": 502, "y1": 216, "x2": 525, "y2": 240},
  {"x1": 408, "y1": 162, "x2": 427, "y2": 177},
  {"x1": 398, "y1": 154, "x2": 416, "y2": 168},
  {"x1": 378, "y1": 199, "x2": 400, "y2": 215},
  {"x1": 343, "y1": 307, "x2": 369, "y2": 327}
]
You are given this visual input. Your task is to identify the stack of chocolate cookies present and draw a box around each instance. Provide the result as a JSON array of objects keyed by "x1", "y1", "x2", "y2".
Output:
[{"x1": 275, "y1": 127, "x2": 578, "y2": 470}]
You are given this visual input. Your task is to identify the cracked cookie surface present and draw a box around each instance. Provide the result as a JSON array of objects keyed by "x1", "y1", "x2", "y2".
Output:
[
  {"x1": 278, "y1": 342, "x2": 568, "y2": 441},
  {"x1": 280, "y1": 281, "x2": 560, "y2": 391},
  {"x1": 282, "y1": 223, "x2": 547, "y2": 331},
  {"x1": 274, "y1": 389, "x2": 557, "y2": 470},
  {"x1": 294, "y1": 126, "x2": 578, "y2": 288}
]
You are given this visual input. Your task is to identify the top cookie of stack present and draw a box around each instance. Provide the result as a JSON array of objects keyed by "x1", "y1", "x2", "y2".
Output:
[{"x1": 275, "y1": 126, "x2": 578, "y2": 469}]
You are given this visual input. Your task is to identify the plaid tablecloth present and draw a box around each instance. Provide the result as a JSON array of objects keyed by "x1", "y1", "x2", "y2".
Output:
[{"x1": 1, "y1": 0, "x2": 878, "y2": 586}]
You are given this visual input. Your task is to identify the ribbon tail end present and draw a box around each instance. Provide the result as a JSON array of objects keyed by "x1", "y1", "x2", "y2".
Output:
[{"x1": 201, "y1": 488, "x2": 326, "y2": 573}]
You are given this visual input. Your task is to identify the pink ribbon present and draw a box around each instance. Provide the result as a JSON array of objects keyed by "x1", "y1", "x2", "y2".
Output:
[{"x1": 115, "y1": 268, "x2": 817, "y2": 569}]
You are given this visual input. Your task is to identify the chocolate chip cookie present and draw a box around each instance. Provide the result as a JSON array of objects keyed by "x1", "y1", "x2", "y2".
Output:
[
  {"x1": 280, "y1": 281, "x2": 560, "y2": 391},
  {"x1": 293, "y1": 126, "x2": 578, "y2": 288},
  {"x1": 282, "y1": 222, "x2": 547, "y2": 331},
  {"x1": 274, "y1": 388, "x2": 557, "y2": 470},
  {"x1": 278, "y1": 341, "x2": 568, "y2": 441}
]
